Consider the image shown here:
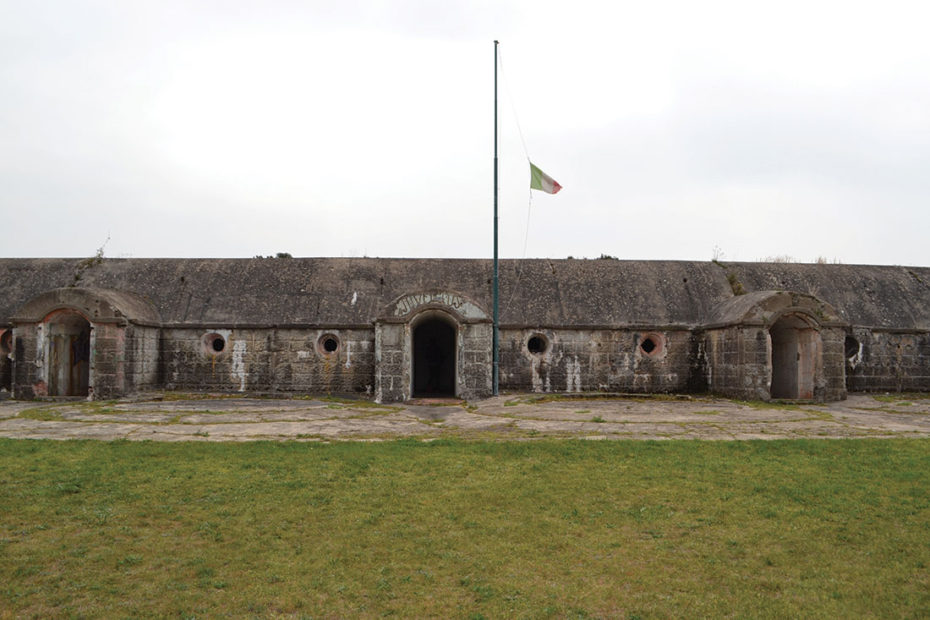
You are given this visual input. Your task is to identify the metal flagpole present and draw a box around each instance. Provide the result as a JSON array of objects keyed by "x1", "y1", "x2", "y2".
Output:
[{"x1": 492, "y1": 40, "x2": 500, "y2": 396}]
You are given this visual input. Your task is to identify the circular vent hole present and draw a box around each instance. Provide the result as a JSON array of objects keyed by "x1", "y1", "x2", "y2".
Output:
[
  {"x1": 203, "y1": 333, "x2": 226, "y2": 354},
  {"x1": 527, "y1": 335, "x2": 547, "y2": 354},
  {"x1": 318, "y1": 334, "x2": 340, "y2": 355},
  {"x1": 638, "y1": 333, "x2": 665, "y2": 357}
]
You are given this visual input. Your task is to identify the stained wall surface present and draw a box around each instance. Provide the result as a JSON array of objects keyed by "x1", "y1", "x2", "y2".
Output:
[{"x1": 1, "y1": 258, "x2": 928, "y2": 402}]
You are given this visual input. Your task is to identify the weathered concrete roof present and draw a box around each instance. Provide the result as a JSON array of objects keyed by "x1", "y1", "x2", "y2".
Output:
[
  {"x1": 0, "y1": 258, "x2": 928, "y2": 329},
  {"x1": 727, "y1": 262, "x2": 930, "y2": 330}
]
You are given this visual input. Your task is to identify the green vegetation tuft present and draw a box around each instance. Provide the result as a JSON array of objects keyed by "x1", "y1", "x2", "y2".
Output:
[{"x1": 0, "y1": 439, "x2": 929, "y2": 617}]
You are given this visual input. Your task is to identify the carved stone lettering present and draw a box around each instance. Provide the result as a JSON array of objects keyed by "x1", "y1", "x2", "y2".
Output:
[{"x1": 393, "y1": 292, "x2": 467, "y2": 317}]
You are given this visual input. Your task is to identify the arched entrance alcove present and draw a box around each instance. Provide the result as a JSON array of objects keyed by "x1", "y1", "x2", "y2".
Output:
[
  {"x1": 770, "y1": 313, "x2": 820, "y2": 399},
  {"x1": 412, "y1": 314, "x2": 456, "y2": 397},
  {"x1": 375, "y1": 290, "x2": 490, "y2": 403},
  {"x1": 0, "y1": 330, "x2": 12, "y2": 392},
  {"x1": 47, "y1": 310, "x2": 92, "y2": 397}
]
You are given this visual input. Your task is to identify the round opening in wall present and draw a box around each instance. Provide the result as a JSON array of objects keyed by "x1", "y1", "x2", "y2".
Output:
[
  {"x1": 318, "y1": 334, "x2": 340, "y2": 354},
  {"x1": 527, "y1": 335, "x2": 548, "y2": 355},
  {"x1": 203, "y1": 333, "x2": 226, "y2": 355},
  {"x1": 844, "y1": 336, "x2": 860, "y2": 359},
  {"x1": 0, "y1": 330, "x2": 11, "y2": 355},
  {"x1": 638, "y1": 333, "x2": 665, "y2": 357}
]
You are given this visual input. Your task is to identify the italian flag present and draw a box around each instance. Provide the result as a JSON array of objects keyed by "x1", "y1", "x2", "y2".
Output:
[{"x1": 530, "y1": 162, "x2": 562, "y2": 194}]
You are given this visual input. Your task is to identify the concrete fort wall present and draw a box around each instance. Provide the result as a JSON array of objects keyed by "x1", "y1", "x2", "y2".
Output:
[
  {"x1": 0, "y1": 329, "x2": 13, "y2": 394},
  {"x1": 90, "y1": 321, "x2": 129, "y2": 399},
  {"x1": 845, "y1": 329, "x2": 930, "y2": 392},
  {"x1": 1, "y1": 259, "x2": 929, "y2": 402},
  {"x1": 821, "y1": 327, "x2": 848, "y2": 400},
  {"x1": 124, "y1": 325, "x2": 161, "y2": 391},
  {"x1": 161, "y1": 328, "x2": 376, "y2": 396},
  {"x1": 704, "y1": 326, "x2": 772, "y2": 401},
  {"x1": 11, "y1": 323, "x2": 40, "y2": 399},
  {"x1": 499, "y1": 328, "x2": 692, "y2": 394}
]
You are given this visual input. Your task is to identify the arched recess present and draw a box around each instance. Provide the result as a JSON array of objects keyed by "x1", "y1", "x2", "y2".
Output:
[
  {"x1": 46, "y1": 310, "x2": 92, "y2": 397},
  {"x1": 704, "y1": 290, "x2": 846, "y2": 402},
  {"x1": 0, "y1": 329, "x2": 12, "y2": 392},
  {"x1": 375, "y1": 290, "x2": 491, "y2": 403},
  {"x1": 769, "y1": 313, "x2": 821, "y2": 399},
  {"x1": 11, "y1": 287, "x2": 162, "y2": 400},
  {"x1": 411, "y1": 311, "x2": 457, "y2": 397}
]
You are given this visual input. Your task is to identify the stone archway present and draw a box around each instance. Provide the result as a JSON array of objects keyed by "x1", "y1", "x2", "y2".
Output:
[
  {"x1": 0, "y1": 330, "x2": 12, "y2": 393},
  {"x1": 770, "y1": 314, "x2": 820, "y2": 399},
  {"x1": 47, "y1": 311, "x2": 92, "y2": 397},
  {"x1": 375, "y1": 290, "x2": 492, "y2": 402},
  {"x1": 11, "y1": 287, "x2": 163, "y2": 399},
  {"x1": 412, "y1": 316, "x2": 456, "y2": 397}
]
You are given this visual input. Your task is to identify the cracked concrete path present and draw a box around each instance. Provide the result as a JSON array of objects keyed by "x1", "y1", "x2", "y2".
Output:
[{"x1": 0, "y1": 393, "x2": 928, "y2": 442}]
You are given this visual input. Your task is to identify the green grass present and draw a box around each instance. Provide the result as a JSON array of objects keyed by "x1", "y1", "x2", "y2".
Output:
[
  {"x1": 1, "y1": 439, "x2": 929, "y2": 617},
  {"x1": 873, "y1": 393, "x2": 930, "y2": 403}
]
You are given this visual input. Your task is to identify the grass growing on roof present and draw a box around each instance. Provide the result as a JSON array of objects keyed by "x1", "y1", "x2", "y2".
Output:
[{"x1": 1, "y1": 439, "x2": 929, "y2": 617}]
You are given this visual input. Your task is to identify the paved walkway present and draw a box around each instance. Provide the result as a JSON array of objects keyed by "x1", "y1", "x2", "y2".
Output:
[{"x1": 0, "y1": 393, "x2": 928, "y2": 442}]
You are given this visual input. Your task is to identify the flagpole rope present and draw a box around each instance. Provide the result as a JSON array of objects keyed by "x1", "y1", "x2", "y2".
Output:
[
  {"x1": 497, "y1": 47, "x2": 532, "y2": 163},
  {"x1": 521, "y1": 193, "x2": 533, "y2": 257},
  {"x1": 496, "y1": 45, "x2": 533, "y2": 315}
]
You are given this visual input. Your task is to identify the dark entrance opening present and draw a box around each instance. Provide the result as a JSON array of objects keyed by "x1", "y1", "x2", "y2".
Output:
[
  {"x1": 0, "y1": 330, "x2": 12, "y2": 392},
  {"x1": 48, "y1": 312, "x2": 91, "y2": 397},
  {"x1": 770, "y1": 314, "x2": 818, "y2": 399},
  {"x1": 413, "y1": 317, "x2": 455, "y2": 397}
]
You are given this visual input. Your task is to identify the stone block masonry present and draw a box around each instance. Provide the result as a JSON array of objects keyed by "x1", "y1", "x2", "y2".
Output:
[{"x1": 0, "y1": 258, "x2": 927, "y2": 402}]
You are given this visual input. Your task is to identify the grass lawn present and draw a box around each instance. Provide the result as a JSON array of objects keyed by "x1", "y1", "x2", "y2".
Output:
[{"x1": 1, "y1": 438, "x2": 929, "y2": 618}]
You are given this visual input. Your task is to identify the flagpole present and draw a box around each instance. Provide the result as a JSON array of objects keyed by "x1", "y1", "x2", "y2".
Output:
[{"x1": 492, "y1": 40, "x2": 500, "y2": 396}]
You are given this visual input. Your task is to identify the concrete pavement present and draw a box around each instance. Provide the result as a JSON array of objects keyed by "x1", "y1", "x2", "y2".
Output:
[{"x1": 0, "y1": 393, "x2": 928, "y2": 442}]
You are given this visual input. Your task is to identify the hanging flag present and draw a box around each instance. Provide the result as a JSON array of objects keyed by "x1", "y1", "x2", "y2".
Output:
[{"x1": 530, "y1": 162, "x2": 562, "y2": 194}]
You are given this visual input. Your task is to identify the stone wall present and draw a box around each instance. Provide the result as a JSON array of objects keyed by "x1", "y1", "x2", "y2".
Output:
[
  {"x1": 160, "y1": 328, "x2": 375, "y2": 396},
  {"x1": 90, "y1": 322, "x2": 128, "y2": 399},
  {"x1": 704, "y1": 326, "x2": 770, "y2": 401},
  {"x1": 0, "y1": 329, "x2": 12, "y2": 393},
  {"x1": 846, "y1": 329, "x2": 930, "y2": 392},
  {"x1": 2, "y1": 259, "x2": 928, "y2": 402},
  {"x1": 124, "y1": 326, "x2": 160, "y2": 392},
  {"x1": 374, "y1": 323, "x2": 405, "y2": 402},
  {"x1": 499, "y1": 328, "x2": 692, "y2": 394},
  {"x1": 11, "y1": 324, "x2": 39, "y2": 399},
  {"x1": 820, "y1": 327, "x2": 848, "y2": 401},
  {"x1": 460, "y1": 323, "x2": 493, "y2": 399}
]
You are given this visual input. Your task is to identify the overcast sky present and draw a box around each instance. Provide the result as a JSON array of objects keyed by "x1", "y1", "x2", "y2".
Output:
[{"x1": 2, "y1": 1, "x2": 929, "y2": 265}]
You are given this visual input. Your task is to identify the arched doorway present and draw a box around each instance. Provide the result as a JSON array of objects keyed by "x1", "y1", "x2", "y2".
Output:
[
  {"x1": 412, "y1": 316, "x2": 456, "y2": 397},
  {"x1": 0, "y1": 330, "x2": 12, "y2": 393},
  {"x1": 770, "y1": 314, "x2": 819, "y2": 399},
  {"x1": 47, "y1": 311, "x2": 91, "y2": 397}
]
